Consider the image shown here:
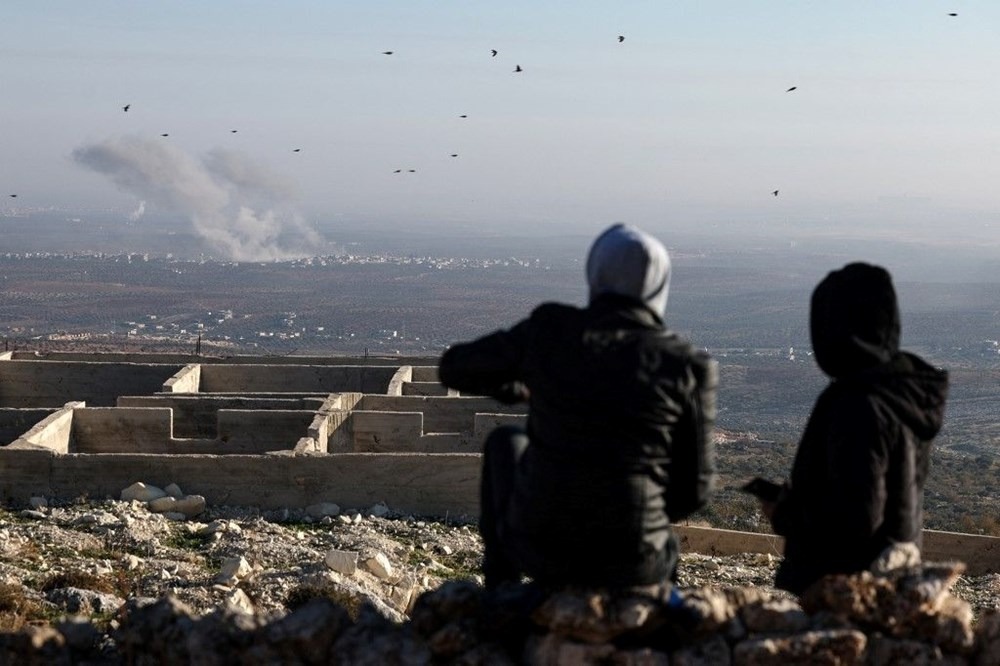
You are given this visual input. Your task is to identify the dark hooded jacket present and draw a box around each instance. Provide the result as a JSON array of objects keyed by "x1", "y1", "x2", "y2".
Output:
[
  {"x1": 438, "y1": 224, "x2": 717, "y2": 587},
  {"x1": 771, "y1": 263, "x2": 948, "y2": 595}
]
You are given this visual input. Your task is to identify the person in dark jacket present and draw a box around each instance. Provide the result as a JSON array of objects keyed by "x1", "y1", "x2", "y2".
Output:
[
  {"x1": 765, "y1": 262, "x2": 948, "y2": 595},
  {"x1": 438, "y1": 223, "x2": 717, "y2": 591}
]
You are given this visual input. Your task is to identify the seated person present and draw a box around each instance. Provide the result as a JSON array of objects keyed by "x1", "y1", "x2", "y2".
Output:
[
  {"x1": 763, "y1": 262, "x2": 948, "y2": 595},
  {"x1": 439, "y1": 224, "x2": 717, "y2": 591}
]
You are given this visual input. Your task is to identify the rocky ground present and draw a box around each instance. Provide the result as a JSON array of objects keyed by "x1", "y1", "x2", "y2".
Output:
[{"x1": 1, "y1": 489, "x2": 998, "y2": 637}]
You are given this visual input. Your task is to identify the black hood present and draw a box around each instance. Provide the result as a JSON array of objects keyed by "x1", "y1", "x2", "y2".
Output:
[
  {"x1": 810, "y1": 262, "x2": 900, "y2": 379},
  {"x1": 856, "y1": 352, "x2": 949, "y2": 440}
]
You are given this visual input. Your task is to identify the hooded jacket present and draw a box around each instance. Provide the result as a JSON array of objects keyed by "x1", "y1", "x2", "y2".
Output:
[
  {"x1": 439, "y1": 225, "x2": 717, "y2": 586},
  {"x1": 771, "y1": 263, "x2": 948, "y2": 594}
]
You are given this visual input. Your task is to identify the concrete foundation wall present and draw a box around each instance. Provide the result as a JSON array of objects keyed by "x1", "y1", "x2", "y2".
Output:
[
  {"x1": 358, "y1": 395, "x2": 524, "y2": 433},
  {"x1": 402, "y1": 382, "x2": 451, "y2": 397},
  {"x1": 164, "y1": 364, "x2": 201, "y2": 393},
  {"x1": 387, "y1": 366, "x2": 412, "y2": 396},
  {"x1": 8, "y1": 403, "x2": 81, "y2": 454},
  {"x1": 117, "y1": 395, "x2": 328, "y2": 439},
  {"x1": 199, "y1": 365, "x2": 398, "y2": 394},
  {"x1": 411, "y1": 366, "x2": 440, "y2": 383},
  {"x1": 8, "y1": 351, "x2": 440, "y2": 367},
  {"x1": 473, "y1": 413, "x2": 528, "y2": 445},
  {"x1": 0, "y1": 450, "x2": 480, "y2": 516},
  {"x1": 70, "y1": 407, "x2": 316, "y2": 454},
  {"x1": 0, "y1": 409, "x2": 59, "y2": 446},
  {"x1": 0, "y1": 361, "x2": 182, "y2": 408}
]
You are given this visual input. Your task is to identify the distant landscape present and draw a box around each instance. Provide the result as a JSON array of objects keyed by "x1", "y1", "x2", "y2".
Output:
[{"x1": 2, "y1": 210, "x2": 999, "y2": 534}]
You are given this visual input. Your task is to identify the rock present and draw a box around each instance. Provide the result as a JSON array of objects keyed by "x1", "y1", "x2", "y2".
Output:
[
  {"x1": 19, "y1": 510, "x2": 47, "y2": 520},
  {"x1": 199, "y1": 519, "x2": 229, "y2": 535},
  {"x1": 29, "y1": 496, "x2": 47, "y2": 509},
  {"x1": 325, "y1": 549, "x2": 359, "y2": 576},
  {"x1": 217, "y1": 556, "x2": 252, "y2": 584},
  {"x1": 732, "y1": 629, "x2": 867, "y2": 665},
  {"x1": 226, "y1": 588, "x2": 255, "y2": 614},
  {"x1": 56, "y1": 615, "x2": 101, "y2": 653},
  {"x1": 871, "y1": 541, "x2": 922, "y2": 574},
  {"x1": 46, "y1": 587, "x2": 124, "y2": 615},
  {"x1": 256, "y1": 598, "x2": 353, "y2": 663},
  {"x1": 123, "y1": 554, "x2": 143, "y2": 571},
  {"x1": 352, "y1": 513, "x2": 363, "y2": 524},
  {"x1": 866, "y1": 635, "x2": 955, "y2": 665},
  {"x1": 671, "y1": 635, "x2": 732, "y2": 666},
  {"x1": 148, "y1": 496, "x2": 177, "y2": 513},
  {"x1": 368, "y1": 502, "x2": 390, "y2": 517},
  {"x1": 338, "y1": 515, "x2": 353, "y2": 525},
  {"x1": 525, "y1": 634, "x2": 616, "y2": 664},
  {"x1": 364, "y1": 553, "x2": 394, "y2": 580},
  {"x1": 121, "y1": 482, "x2": 167, "y2": 502},
  {"x1": 164, "y1": 483, "x2": 184, "y2": 498},
  {"x1": 163, "y1": 512, "x2": 188, "y2": 521},
  {"x1": 150, "y1": 494, "x2": 206, "y2": 518},
  {"x1": 531, "y1": 588, "x2": 666, "y2": 644},
  {"x1": 740, "y1": 597, "x2": 810, "y2": 634},
  {"x1": 306, "y1": 502, "x2": 341, "y2": 518}
]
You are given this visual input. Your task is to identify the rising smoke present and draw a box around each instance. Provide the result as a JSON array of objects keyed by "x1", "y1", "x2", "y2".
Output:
[{"x1": 72, "y1": 136, "x2": 321, "y2": 261}]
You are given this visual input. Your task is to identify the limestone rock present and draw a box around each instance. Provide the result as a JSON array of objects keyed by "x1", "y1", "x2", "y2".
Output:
[
  {"x1": 164, "y1": 483, "x2": 184, "y2": 498},
  {"x1": 19, "y1": 510, "x2": 47, "y2": 520},
  {"x1": 226, "y1": 588, "x2": 255, "y2": 614},
  {"x1": 525, "y1": 634, "x2": 616, "y2": 665},
  {"x1": 149, "y1": 494, "x2": 206, "y2": 518},
  {"x1": 325, "y1": 548, "x2": 359, "y2": 576},
  {"x1": 866, "y1": 635, "x2": 956, "y2": 665},
  {"x1": 368, "y1": 502, "x2": 390, "y2": 517},
  {"x1": 740, "y1": 597, "x2": 810, "y2": 635},
  {"x1": 46, "y1": 587, "x2": 124, "y2": 615},
  {"x1": 732, "y1": 629, "x2": 867, "y2": 665},
  {"x1": 871, "y1": 541, "x2": 922, "y2": 574},
  {"x1": 28, "y1": 496, "x2": 47, "y2": 509},
  {"x1": 364, "y1": 552, "x2": 394, "y2": 580},
  {"x1": 217, "y1": 556, "x2": 252, "y2": 584},
  {"x1": 531, "y1": 588, "x2": 666, "y2": 644},
  {"x1": 121, "y1": 482, "x2": 167, "y2": 502}
]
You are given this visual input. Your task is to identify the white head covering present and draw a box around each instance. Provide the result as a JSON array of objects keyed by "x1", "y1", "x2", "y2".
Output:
[{"x1": 585, "y1": 223, "x2": 671, "y2": 320}]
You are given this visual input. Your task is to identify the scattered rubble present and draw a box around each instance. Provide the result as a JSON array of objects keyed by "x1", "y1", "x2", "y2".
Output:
[{"x1": 0, "y1": 492, "x2": 998, "y2": 663}]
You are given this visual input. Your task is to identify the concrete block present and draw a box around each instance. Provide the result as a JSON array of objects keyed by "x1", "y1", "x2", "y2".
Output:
[
  {"x1": 358, "y1": 395, "x2": 524, "y2": 433},
  {"x1": 473, "y1": 413, "x2": 528, "y2": 446},
  {"x1": 10, "y1": 404, "x2": 78, "y2": 453},
  {"x1": 402, "y1": 382, "x2": 450, "y2": 396},
  {"x1": 70, "y1": 408, "x2": 173, "y2": 454},
  {"x1": 163, "y1": 364, "x2": 201, "y2": 393},
  {"x1": 216, "y1": 409, "x2": 315, "y2": 453},
  {"x1": 351, "y1": 411, "x2": 424, "y2": 452},
  {"x1": 387, "y1": 366, "x2": 412, "y2": 396},
  {"x1": 0, "y1": 361, "x2": 182, "y2": 408}
]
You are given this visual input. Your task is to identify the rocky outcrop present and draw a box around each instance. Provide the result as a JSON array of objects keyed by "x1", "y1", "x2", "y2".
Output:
[{"x1": 1, "y1": 559, "x2": 996, "y2": 664}]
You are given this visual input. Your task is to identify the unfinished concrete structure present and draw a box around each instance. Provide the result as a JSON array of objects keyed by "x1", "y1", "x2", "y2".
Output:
[
  {"x1": 1, "y1": 350, "x2": 998, "y2": 572},
  {"x1": 0, "y1": 351, "x2": 523, "y2": 515}
]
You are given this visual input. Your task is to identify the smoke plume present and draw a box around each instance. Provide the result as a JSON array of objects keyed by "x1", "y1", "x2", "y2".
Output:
[
  {"x1": 128, "y1": 200, "x2": 146, "y2": 222},
  {"x1": 73, "y1": 136, "x2": 320, "y2": 261}
]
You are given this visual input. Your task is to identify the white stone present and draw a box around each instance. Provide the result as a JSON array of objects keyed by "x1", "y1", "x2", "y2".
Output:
[
  {"x1": 363, "y1": 552, "x2": 394, "y2": 580},
  {"x1": 306, "y1": 502, "x2": 341, "y2": 518},
  {"x1": 123, "y1": 555, "x2": 142, "y2": 571},
  {"x1": 439, "y1": 545, "x2": 453, "y2": 556},
  {"x1": 164, "y1": 483, "x2": 184, "y2": 498},
  {"x1": 217, "y1": 556, "x2": 252, "y2": 583},
  {"x1": 29, "y1": 496, "x2": 47, "y2": 509},
  {"x1": 200, "y1": 520, "x2": 229, "y2": 536},
  {"x1": 368, "y1": 502, "x2": 390, "y2": 517},
  {"x1": 172, "y1": 495, "x2": 206, "y2": 518},
  {"x1": 325, "y1": 548, "x2": 359, "y2": 575},
  {"x1": 20, "y1": 510, "x2": 46, "y2": 520},
  {"x1": 226, "y1": 588, "x2": 254, "y2": 614},
  {"x1": 147, "y1": 496, "x2": 177, "y2": 513},
  {"x1": 337, "y1": 515, "x2": 353, "y2": 525},
  {"x1": 227, "y1": 521, "x2": 242, "y2": 534},
  {"x1": 121, "y1": 482, "x2": 167, "y2": 503},
  {"x1": 352, "y1": 513, "x2": 362, "y2": 524}
]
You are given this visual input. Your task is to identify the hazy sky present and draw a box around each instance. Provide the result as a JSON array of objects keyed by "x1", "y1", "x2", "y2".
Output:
[{"x1": 1, "y1": 2, "x2": 998, "y2": 243}]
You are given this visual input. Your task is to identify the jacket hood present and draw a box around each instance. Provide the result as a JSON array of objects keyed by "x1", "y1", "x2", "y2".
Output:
[
  {"x1": 586, "y1": 224, "x2": 671, "y2": 320},
  {"x1": 810, "y1": 262, "x2": 900, "y2": 378}
]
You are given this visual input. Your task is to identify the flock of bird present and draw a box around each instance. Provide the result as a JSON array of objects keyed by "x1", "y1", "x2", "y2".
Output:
[{"x1": 4, "y1": 14, "x2": 964, "y2": 201}]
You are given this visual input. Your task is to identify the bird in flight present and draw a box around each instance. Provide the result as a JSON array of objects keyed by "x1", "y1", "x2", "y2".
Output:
[
  {"x1": 459, "y1": 114, "x2": 468, "y2": 118},
  {"x1": 491, "y1": 49, "x2": 498, "y2": 57},
  {"x1": 382, "y1": 51, "x2": 393, "y2": 55},
  {"x1": 618, "y1": 35, "x2": 625, "y2": 43},
  {"x1": 292, "y1": 148, "x2": 301, "y2": 152},
  {"x1": 949, "y1": 13, "x2": 958, "y2": 17},
  {"x1": 450, "y1": 154, "x2": 458, "y2": 157},
  {"x1": 786, "y1": 86, "x2": 797, "y2": 92},
  {"x1": 160, "y1": 133, "x2": 169, "y2": 137},
  {"x1": 122, "y1": 104, "x2": 131, "y2": 112},
  {"x1": 514, "y1": 65, "x2": 523, "y2": 72},
  {"x1": 772, "y1": 190, "x2": 779, "y2": 197},
  {"x1": 408, "y1": 169, "x2": 416, "y2": 173},
  {"x1": 230, "y1": 130, "x2": 238, "y2": 134},
  {"x1": 8, "y1": 194, "x2": 17, "y2": 198},
  {"x1": 393, "y1": 169, "x2": 402, "y2": 173}
]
